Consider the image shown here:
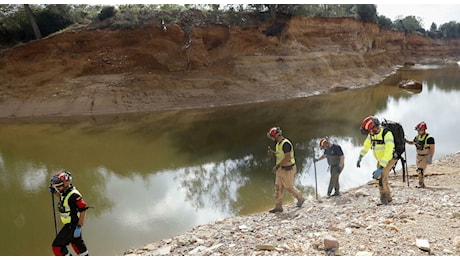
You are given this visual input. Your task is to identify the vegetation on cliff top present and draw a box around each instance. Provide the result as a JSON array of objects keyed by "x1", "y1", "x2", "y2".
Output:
[{"x1": 2, "y1": 4, "x2": 460, "y2": 49}]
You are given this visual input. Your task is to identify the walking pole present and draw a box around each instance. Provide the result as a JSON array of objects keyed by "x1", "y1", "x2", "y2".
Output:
[
  {"x1": 404, "y1": 151, "x2": 409, "y2": 187},
  {"x1": 313, "y1": 159, "x2": 318, "y2": 200},
  {"x1": 50, "y1": 190, "x2": 58, "y2": 236}
]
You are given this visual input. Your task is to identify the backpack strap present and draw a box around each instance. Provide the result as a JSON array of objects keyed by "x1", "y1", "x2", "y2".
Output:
[
  {"x1": 382, "y1": 127, "x2": 389, "y2": 138},
  {"x1": 372, "y1": 127, "x2": 388, "y2": 146}
]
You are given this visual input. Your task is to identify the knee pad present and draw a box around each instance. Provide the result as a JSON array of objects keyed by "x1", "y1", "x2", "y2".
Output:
[{"x1": 52, "y1": 246, "x2": 69, "y2": 256}]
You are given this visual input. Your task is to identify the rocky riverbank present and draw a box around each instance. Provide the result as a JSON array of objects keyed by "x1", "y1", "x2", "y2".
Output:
[{"x1": 124, "y1": 152, "x2": 460, "y2": 256}]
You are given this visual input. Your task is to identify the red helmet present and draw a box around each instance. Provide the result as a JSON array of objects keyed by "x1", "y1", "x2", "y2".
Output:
[
  {"x1": 415, "y1": 121, "x2": 427, "y2": 130},
  {"x1": 50, "y1": 171, "x2": 72, "y2": 187},
  {"x1": 319, "y1": 138, "x2": 329, "y2": 148},
  {"x1": 360, "y1": 116, "x2": 380, "y2": 135},
  {"x1": 267, "y1": 127, "x2": 282, "y2": 138}
]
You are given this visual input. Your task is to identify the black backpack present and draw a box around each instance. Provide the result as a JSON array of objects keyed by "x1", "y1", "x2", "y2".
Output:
[
  {"x1": 381, "y1": 119, "x2": 406, "y2": 158},
  {"x1": 381, "y1": 119, "x2": 409, "y2": 185}
]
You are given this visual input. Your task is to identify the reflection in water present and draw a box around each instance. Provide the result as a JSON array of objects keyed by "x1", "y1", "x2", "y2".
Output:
[
  {"x1": 0, "y1": 64, "x2": 459, "y2": 255},
  {"x1": 175, "y1": 157, "x2": 251, "y2": 212}
]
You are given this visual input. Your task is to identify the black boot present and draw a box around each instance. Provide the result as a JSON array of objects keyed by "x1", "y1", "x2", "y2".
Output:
[
  {"x1": 416, "y1": 183, "x2": 425, "y2": 188},
  {"x1": 269, "y1": 204, "x2": 283, "y2": 213},
  {"x1": 378, "y1": 193, "x2": 388, "y2": 206},
  {"x1": 296, "y1": 197, "x2": 305, "y2": 207}
]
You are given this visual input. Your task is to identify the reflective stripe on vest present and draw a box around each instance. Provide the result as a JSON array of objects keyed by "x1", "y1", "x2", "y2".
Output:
[
  {"x1": 60, "y1": 189, "x2": 81, "y2": 224},
  {"x1": 275, "y1": 138, "x2": 295, "y2": 165},
  {"x1": 416, "y1": 133, "x2": 432, "y2": 150},
  {"x1": 375, "y1": 128, "x2": 394, "y2": 166},
  {"x1": 360, "y1": 127, "x2": 394, "y2": 167}
]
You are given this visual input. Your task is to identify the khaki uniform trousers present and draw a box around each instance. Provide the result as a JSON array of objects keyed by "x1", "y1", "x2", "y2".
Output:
[
  {"x1": 274, "y1": 165, "x2": 302, "y2": 206},
  {"x1": 416, "y1": 149, "x2": 430, "y2": 186},
  {"x1": 376, "y1": 158, "x2": 398, "y2": 203}
]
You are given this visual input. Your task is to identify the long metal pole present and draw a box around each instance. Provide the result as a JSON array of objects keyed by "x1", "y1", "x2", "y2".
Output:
[
  {"x1": 51, "y1": 191, "x2": 58, "y2": 236},
  {"x1": 405, "y1": 151, "x2": 409, "y2": 187},
  {"x1": 313, "y1": 160, "x2": 318, "y2": 200}
]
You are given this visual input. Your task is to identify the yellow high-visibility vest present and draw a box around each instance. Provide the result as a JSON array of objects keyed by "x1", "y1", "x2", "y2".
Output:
[
  {"x1": 59, "y1": 189, "x2": 81, "y2": 224},
  {"x1": 275, "y1": 138, "x2": 295, "y2": 165},
  {"x1": 359, "y1": 127, "x2": 394, "y2": 167}
]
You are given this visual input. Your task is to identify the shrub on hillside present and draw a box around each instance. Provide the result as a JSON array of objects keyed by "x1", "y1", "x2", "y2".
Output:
[{"x1": 98, "y1": 6, "x2": 116, "y2": 21}]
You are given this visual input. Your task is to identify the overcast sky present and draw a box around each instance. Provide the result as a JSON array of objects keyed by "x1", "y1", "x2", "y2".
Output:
[{"x1": 376, "y1": 4, "x2": 460, "y2": 30}]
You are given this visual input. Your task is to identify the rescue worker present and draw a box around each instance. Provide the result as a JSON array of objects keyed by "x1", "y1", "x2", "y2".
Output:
[
  {"x1": 406, "y1": 121, "x2": 435, "y2": 188},
  {"x1": 267, "y1": 126, "x2": 305, "y2": 213},
  {"x1": 49, "y1": 171, "x2": 89, "y2": 256},
  {"x1": 356, "y1": 116, "x2": 398, "y2": 205},
  {"x1": 314, "y1": 138, "x2": 345, "y2": 198}
]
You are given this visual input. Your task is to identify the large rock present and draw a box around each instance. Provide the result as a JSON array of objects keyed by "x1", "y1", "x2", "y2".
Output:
[
  {"x1": 398, "y1": 79, "x2": 422, "y2": 90},
  {"x1": 324, "y1": 236, "x2": 339, "y2": 250},
  {"x1": 416, "y1": 238, "x2": 431, "y2": 252}
]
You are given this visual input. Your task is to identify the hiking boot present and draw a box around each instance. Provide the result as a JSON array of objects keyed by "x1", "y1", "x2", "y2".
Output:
[
  {"x1": 269, "y1": 207, "x2": 283, "y2": 213},
  {"x1": 296, "y1": 197, "x2": 305, "y2": 207},
  {"x1": 416, "y1": 183, "x2": 425, "y2": 188},
  {"x1": 332, "y1": 192, "x2": 341, "y2": 197},
  {"x1": 380, "y1": 197, "x2": 388, "y2": 205}
]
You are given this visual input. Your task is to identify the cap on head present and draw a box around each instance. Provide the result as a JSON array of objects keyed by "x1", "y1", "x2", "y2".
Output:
[
  {"x1": 360, "y1": 116, "x2": 380, "y2": 135},
  {"x1": 50, "y1": 171, "x2": 72, "y2": 187},
  {"x1": 415, "y1": 121, "x2": 427, "y2": 130},
  {"x1": 267, "y1": 127, "x2": 282, "y2": 138}
]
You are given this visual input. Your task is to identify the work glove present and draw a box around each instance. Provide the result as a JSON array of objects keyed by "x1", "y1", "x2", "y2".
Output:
[
  {"x1": 48, "y1": 186, "x2": 56, "y2": 193},
  {"x1": 73, "y1": 225, "x2": 82, "y2": 238},
  {"x1": 372, "y1": 166, "x2": 384, "y2": 179},
  {"x1": 356, "y1": 155, "x2": 363, "y2": 168},
  {"x1": 428, "y1": 157, "x2": 433, "y2": 164}
]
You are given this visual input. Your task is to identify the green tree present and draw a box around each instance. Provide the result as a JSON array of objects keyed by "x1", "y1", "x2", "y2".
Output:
[
  {"x1": 356, "y1": 4, "x2": 377, "y2": 23},
  {"x1": 377, "y1": 15, "x2": 392, "y2": 29},
  {"x1": 440, "y1": 21, "x2": 460, "y2": 39},
  {"x1": 393, "y1": 15, "x2": 423, "y2": 33},
  {"x1": 427, "y1": 22, "x2": 444, "y2": 38},
  {"x1": 35, "y1": 5, "x2": 73, "y2": 36},
  {"x1": 23, "y1": 4, "x2": 41, "y2": 39}
]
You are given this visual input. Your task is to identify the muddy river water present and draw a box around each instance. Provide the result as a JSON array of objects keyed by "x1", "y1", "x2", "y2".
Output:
[{"x1": 1, "y1": 64, "x2": 459, "y2": 255}]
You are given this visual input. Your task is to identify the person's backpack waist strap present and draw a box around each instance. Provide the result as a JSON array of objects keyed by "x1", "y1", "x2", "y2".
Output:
[{"x1": 281, "y1": 164, "x2": 295, "y2": 170}]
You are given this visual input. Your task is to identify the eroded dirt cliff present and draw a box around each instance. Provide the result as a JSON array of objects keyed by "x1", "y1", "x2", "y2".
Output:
[{"x1": 0, "y1": 16, "x2": 459, "y2": 118}]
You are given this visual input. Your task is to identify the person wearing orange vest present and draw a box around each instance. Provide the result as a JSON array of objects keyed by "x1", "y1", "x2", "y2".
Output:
[
  {"x1": 49, "y1": 171, "x2": 89, "y2": 256},
  {"x1": 406, "y1": 121, "x2": 435, "y2": 188},
  {"x1": 314, "y1": 138, "x2": 345, "y2": 198},
  {"x1": 267, "y1": 126, "x2": 305, "y2": 213},
  {"x1": 356, "y1": 116, "x2": 398, "y2": 205}
]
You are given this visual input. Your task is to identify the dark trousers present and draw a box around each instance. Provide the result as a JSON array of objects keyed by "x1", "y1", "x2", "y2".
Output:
[
  {"x1": 327, "y1": 165, "x2": 341, "y2": 196},
  {"x1": 52, "y1": 223, "x2": 88, "y2": 256}
]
